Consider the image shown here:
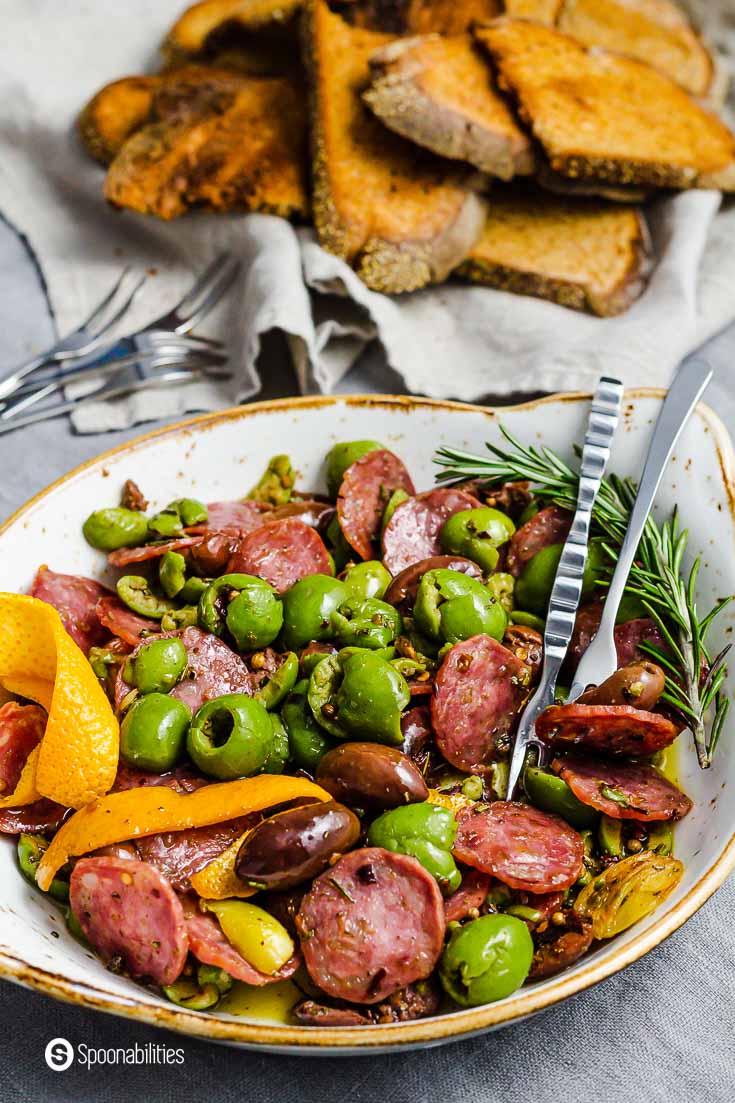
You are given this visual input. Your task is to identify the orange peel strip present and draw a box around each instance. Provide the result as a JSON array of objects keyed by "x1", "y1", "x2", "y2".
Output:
[
  {"x1": 36, "y1": 774, "x2": 329, "y2": 891},
  {"x1": 189, "y1": 830, "x2": 257, "y2": 900},
  {"x1": 0, "y1": 594, "x2": 119, "y2": 809},
  {"x1": 0, "y1": 746, "x2": 42, "y2": 808}
]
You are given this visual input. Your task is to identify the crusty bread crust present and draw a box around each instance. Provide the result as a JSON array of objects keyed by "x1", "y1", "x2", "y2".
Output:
[
  {"x1": 364, "y1": 35, "x2": 534, "y2": 180},
  {"x1": 164, "y1": 0, "x2": 302, "y2": 57},
  {"x1": 502, "y1": 0, "x2": 563, "y2": 22},
  {"x1": 339, "y1": 0, "x2": 502, "y2": 34},
  {"x1": 104, "y1": 69, "x2": 308, "y2": 220},
  {"x1": 458, "y1": 190, "x2": 652, "y2": 316},
  {"x1": 475, "y1": 18, "x2": 735, "y2": 191},
  {"x1": 303, "y1": 0, "x2": 487, "y2": 293},
  {"x1": 535, "y1": 162, "x2": 648, "y2": 202}
]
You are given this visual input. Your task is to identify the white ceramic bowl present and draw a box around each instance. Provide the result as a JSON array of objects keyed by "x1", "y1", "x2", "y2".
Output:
[{"x1": 1, "y1": 391, "x2": 734, "y2": 1055}]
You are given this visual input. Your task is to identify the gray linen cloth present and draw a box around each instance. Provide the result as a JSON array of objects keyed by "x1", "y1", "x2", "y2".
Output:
[{"x1": 0, "y1": 0, "x2": 734, "y2": 432}]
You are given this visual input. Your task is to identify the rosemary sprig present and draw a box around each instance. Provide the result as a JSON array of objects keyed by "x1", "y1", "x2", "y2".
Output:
[{"x1": 434, "y1": 426, "x2": 733, "y2": 768}]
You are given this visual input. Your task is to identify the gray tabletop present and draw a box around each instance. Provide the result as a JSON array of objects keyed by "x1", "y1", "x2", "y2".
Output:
[{"x1": 1, "y1": 214, "x2": 735, "y2": 1102}]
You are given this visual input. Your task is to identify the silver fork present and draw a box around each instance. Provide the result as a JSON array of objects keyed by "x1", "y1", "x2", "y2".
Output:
[{"x1": 0, "y1": 253, "x2": 239, "y2": 405}]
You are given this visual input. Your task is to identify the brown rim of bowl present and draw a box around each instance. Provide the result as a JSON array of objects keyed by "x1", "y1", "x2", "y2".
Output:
[{"x1": 0, "y1": 389, "x2": 734, "y2": 1051}]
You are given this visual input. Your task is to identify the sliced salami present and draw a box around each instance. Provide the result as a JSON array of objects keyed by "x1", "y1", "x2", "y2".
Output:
[
  {"x1": 228, "y1": 518, "x2": 332, "y2": 594},
  {"x1": 204, "y1": 500, "x2": 273, "y2": 534},
  {"x1": 431, "y1": 635, "x2": 530, "y2": 772},
  {"x1": 503, "y1": 624, "x2": 544, "y2": 683},
  {"x1": 296, "y1": 847, "x2": 445, "y2": 1004},
  {"x1": 568, "y1": 606, "x2": 664, "y2": 668},
  {"x1": 135, "y1": 816, "x2": 255, "y2": 891},
  {"x1": 506, "y1": 506, "x2": 572, "y2": 577},
  {"x1": 185, "y1": 532, "x2": 239, "y2": 578},
  {"x1": 107, "y1": 536, "x2": 204, "y2": 568},
  {"x1": 0, "y1": 702, "x2": 46, "y2": 797},
  {"x1": 112, "y1": 762, "x2": 207, "y2": 794},
  {"x1": 443, "y1": 869, "x2": 492, "y2": 923},
  {"x1": 270, "y1": 499, "x2": 335, "y2": 531},
  {"x1": 536, "y1": 703, "x2": 679, "y2": 757},
  {"x1": 181, "y1": 896, "x2": 300, "y2": 985},
  {"x1": 114, "y1": 626, "x2": 254, "y2": 712},
  {"x1": 453, "y1": 802, "x2": 584, "y2": 892},
  {"x1": 69, "y1": 857, "x2": 188, "y2": 986},
  {"x1": 553, "y1": 755, "x2": 693, "y2": 822},
  {"x1": 529, "y1": 914, "x2": 594, "y2": 979},
  {"x1": 30, "y1": 567, "x2": 110, "y2": 653},
  {"x1": 337, "y1": 449, "x2": 415, "y2": 561},
  {"x1": 0, "y1": 798, "x2": 68, "y2": 835},
  {"x1": 96, "y1": 596, "x2": 160, "y2": 647},
  {"x1": 384, "y1": 555, "x2": 484, "y2": 611},
  {"x1": 381, "y1": 489, "x2": 483, "y2": 576},
  {"x1": 293, "y1": 1001, "x2": 370, "y2": 1026}
]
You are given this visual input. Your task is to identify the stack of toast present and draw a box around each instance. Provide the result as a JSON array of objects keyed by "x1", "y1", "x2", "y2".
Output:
[{"x1": 78, "y1": 0, "x2": 734, "y2": 315}]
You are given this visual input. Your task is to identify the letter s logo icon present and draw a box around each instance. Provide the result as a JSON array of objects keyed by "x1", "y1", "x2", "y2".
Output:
[{"x1": 45, "y1": 1038, "x2": 74, "y2": 1071}]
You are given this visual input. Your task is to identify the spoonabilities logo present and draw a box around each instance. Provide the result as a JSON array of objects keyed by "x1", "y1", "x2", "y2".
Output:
[{"x1": 45, "y1": 1038, "x2": 74, "y2": 1072}]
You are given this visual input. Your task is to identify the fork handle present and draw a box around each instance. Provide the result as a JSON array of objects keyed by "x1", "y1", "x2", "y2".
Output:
[{"x1": 568, "y1": 357, "x2": 713, "y2": 700}]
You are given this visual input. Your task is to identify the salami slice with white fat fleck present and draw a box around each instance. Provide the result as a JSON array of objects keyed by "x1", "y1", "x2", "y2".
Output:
[
  {"x1": 443, "y1": 869, "x2": 492, "y2": 923},
  {"x1": 431, "y1": 635, "x2": 530, "y2": 772},
  {"x1": 0, "y1": 702, "x2": 46, "y2": 797},
  {"x1": 136, "y1": 816, "x2": 255, "y2": 891},
  {"x1": 114, "y1": 626, "x2": 254, "y2": 712},
  {"x1": 0, "y1": 798, "x2": 68, "y2": 835},
  {"x1": 96, "y1": 596, "x2": 160, "y2": 647},
  {"x1": 337, "y1": 449, "x2": 415, "y2": 561},
  {"x1": 553, "y1": 754, "x2": 693, "y2": 822},
  {"x1": 107, "y1": 536, "x2": 204, "y2": 568},
  {"x1": 381, "y1": 489, "x2": 483, "y2": 576},
  {"x1": 30, "y1": 567, "x2": 111, "y2": 653},
  {"x1": 506, "y1": 506, "x2": 572, "y2": 577},
  {"x1": 69, "y1": 857, "x2": 188, "y2": 985},
  {"x1": 453, "y1": 802, "x2": 584, "y2": 892},
  {"x1": 181, "y1": 896, "x2": 300, "y2": 985},
  {"x1": 296, "y1": 847, "x2": 445, "y2": 1004},
  {"x1": 536, "y1": 703, "x2": 678, "y2": 757},
  {"x1": 228, "y1": 518, "x2": 332, "y2": 593},
  {"x1": 204, "y1": 500, "x2": 273, "y2": 534}
]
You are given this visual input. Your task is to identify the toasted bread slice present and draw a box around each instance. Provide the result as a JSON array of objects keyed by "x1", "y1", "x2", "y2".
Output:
[
  {"x1": 475, "y1": 19, "x2": 735, "y2": 190},
  {"x1": 339, "y1": 0, "x2": 501, "y2": 34},
  {"x1": 162, "y1": 0, "x2": 301, "y2": 76},
  {"x1": 165, "y1": 0, "x2": 301, "y2": 54},
  {"x1": 79, "y1": 76, "x2": 161, "y2": 165},
  {"x1": 104, "y1": 69, "x2": 308, "y2": 220},
  {"x1": 304, "y1": 1, "x2": 487, "y2": 293},
  {"x1": 458, "y1": 189, "x2": 652, "y2": 315},
  {"x1": 536, "y1": 162, "x2": 649, "y2": 202},
  {"x1": 557, "y1": 0, "x2": 715, "y2": 98},
  {"x1": 502, "y1": 0, "x2": 562, "y2": 22},
  {"x1": 364, "y1": 34, "x2": 533, "y2": 180}
]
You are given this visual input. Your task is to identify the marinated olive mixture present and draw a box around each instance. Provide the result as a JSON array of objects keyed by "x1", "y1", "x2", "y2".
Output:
[{"x1": 7, "y1": 441, "x2": 691, "y2": 1023}]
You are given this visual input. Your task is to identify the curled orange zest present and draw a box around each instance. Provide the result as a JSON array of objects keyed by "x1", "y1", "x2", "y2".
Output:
[
  {"x1": 189, "y1": 830, "x2": 257, "y2": 900},
  {"x1": 36, "y1": 774, "x2": 329, "y2": 891},
  {"x1": 0, "y1": 594, "x2": 119, "y2": 809}
]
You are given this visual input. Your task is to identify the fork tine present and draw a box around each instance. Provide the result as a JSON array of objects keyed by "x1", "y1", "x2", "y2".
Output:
[
  {"x1": 83, "y1": 271, "x2": 148, "y2": 341},
  {"x1": 168, "y1": 254, "x2": 235, "y2": 322},
  {"x1": 146, "y1": 331, "x2": 226, "y2": 352},
  {"x1": 76, "y1": 266, "x2": 133, "y2": 331},
  {"x1": 172, "y1": 257, "x2": 241, "y2": 333}
]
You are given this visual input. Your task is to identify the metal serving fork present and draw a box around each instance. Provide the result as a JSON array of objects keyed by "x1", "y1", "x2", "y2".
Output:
[
  {"x1": 506, "y1": 376, "x2": 624, "y2": 799},
  {"x1": 567, "y1": 357, "x2": 713, "y2": 702},
  {"x1": 0, "y1": 253, "x2": 239, "y2": 408}
]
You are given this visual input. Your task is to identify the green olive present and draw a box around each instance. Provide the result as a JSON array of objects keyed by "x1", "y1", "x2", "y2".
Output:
[
  {"x1": 325, "y1": 440, "x2": 384, "y2": 498},
  {"x1": 381, "y1": 488, "x2": 410, "y2": 536},
  {"x1": 120, "y1": 692, "x2": 191, "y2": 772},
  {"x1": 335, "y1": 650, "x2": 410, "y2": 746},
  {"x1": 253, "y1": 652, "x2": 299, "y2": 711},
  {"x1": 325, "y1": 515, "x2": 355, "y2": 574},
  {"x1": 128, "y1": 637, "x2": 188, "y2": 695},
  {"x1": 17, "y1": 834, "x2": 69, "y2": 902},
  {"x1": 486, "y1": 572, "x2": 514, "y2": 614},
  {"x1": 187, "y1": 694, "x2": 273, "y2": 780},
  {"x1": 198, "y1": 574, "x2": 283, "y2": 650},
  {"x1": 367, "y1": 802, "x2": 461, "y2": 894},
  {"x1": 179, "y1": 576, "x2": 208, "y2": 604},
  {"x1": 414, "y1": 568, "x2": 507, "y2": 645},
  {"x1": 440, "y1": 508, "x2": 516, "y2": 573},
  {"x1": 247, "y1": 454, "x2": 295, "y2": 506},
  {"x1": 523, "y1": 766, "x2": 599, "y2": 830},
  {"x1": 515, "y1": 540, "x2": 608, "y2": 616},
  {"x1": 159, "y1": 550, "x2": 187, "y2": 598},
  {"x1": 148, "y1": 497, "x2": 208, "y2": 538},
  {"x1": 82, "y1": 507, "x2": 150, "y2": 552},
  {"x1": 331, "y1": 597, "x2": 403, "y2": 650},
  {"x1": 282, "y1": 689, "x2": 335, "y2": 770},
  {"x1": 341, "y1": 560, "x2": 392, "y2": 602},
  {"x1": 262, "y1": 713, "x2": 291, "y2": 774},
  {"x1": 280, "y1": 574, "x2": 348, "y2": 651},
  {"x1": 439, "y1": 914, "x2": 533, "y2": 1006},
  {"x1": 160, "y1": 607, "x2": 199, "y2": 632},
  {"x1": 116, "y1": 576, "x2": 178, "y2": 619}
]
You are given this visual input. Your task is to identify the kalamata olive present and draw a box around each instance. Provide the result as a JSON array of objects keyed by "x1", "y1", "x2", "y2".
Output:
[
  {"x1": 384, "y1": 556, "x2": 484, "y2": 611},
  {"x1": 187, "y1": 533, "x2": 238, "y2": 577},
  {"x1": 316, "y1": 742, "x2": 429, "y2": 811},
  {"x1": 235, "y1": 800, "x2": 360, "y2": 890},
  {"x1": 578, "y1": 661, "x2": 666, "y2": 711},
  {"x1": 503, "y1": 624, "x2": 544, "y2": 683}
]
